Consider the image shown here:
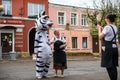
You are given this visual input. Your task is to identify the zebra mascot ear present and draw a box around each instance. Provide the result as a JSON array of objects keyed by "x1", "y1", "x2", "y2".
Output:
[
  {"x1": 35, "y1": 11, "x2": 53, "y2": 31},
  {"x1": 39, "y1": 11, "x2": 45, "y2": 17}
]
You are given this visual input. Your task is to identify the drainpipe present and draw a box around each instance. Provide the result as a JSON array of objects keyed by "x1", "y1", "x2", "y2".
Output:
[
  {"x1": 0, "y1": 46, "x2": 2, "y2": 60},
  {"x1": 0, "y1": 5, "x2": 3, "y2": 60}
]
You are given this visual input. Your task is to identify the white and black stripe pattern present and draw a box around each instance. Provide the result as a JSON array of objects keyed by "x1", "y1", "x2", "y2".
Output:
[
  {"x1": 35, "y1": 12, "x2": 49, "y2": 31},
  {"x1": 36, "y1": 56, "x2": 51, "y2": 77},
  {"x1": 34, "y1": 11, "x2": 53, "y2": 77}
]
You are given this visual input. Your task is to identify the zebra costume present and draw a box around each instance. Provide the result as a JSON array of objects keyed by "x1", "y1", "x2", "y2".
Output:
[{"x1": 34, "y1": 11, "x2": 53, "y2": 77}]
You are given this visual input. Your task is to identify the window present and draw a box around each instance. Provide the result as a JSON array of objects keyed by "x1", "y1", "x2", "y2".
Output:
[
  {"x1": 28, "y1": 2, "x2": 44, "y2": 17},
  {"x1": 2, "y1": 0, "x2": 12, "y2": 15},
  {"x1": 71, "y1": 13, "x2": 77, "y2": 26},
  {"x1": 82, "y1": 37, "x2": 88, "y2": 48},
  {"x1": 72, "y1": 37, "x2": 78, "y2": 48},
  {"x1": 81, "y1": 14, "x2": 88, "y2": 26},
  {"x1": 58, "y1": 12, "x2": 65, "y2": 25}
]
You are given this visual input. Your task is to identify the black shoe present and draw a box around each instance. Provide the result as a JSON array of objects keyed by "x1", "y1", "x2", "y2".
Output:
[{"x1": 42, "y1": 76, "x2": 50, "y2": 79}]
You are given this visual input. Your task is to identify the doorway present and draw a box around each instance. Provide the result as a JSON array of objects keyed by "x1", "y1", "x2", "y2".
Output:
[
  {"x1": 29, "y1": 28, "x2": 35, "y2": 56},
  {"x1": 1, "y1": 33, "x2": 13, "y2": 53},
  {"x1": 92, "y1": 38, "x2": 99, "y2": 53}
]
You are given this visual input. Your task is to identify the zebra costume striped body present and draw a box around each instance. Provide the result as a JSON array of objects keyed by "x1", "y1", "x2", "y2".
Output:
[{"x1": 34, "y1": 11, "x2": 53, "y2": 77}]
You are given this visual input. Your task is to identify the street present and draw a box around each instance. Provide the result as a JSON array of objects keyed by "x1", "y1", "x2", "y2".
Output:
[{"x1": 0, "y1": 57, "x2": 120, "y2": 80}]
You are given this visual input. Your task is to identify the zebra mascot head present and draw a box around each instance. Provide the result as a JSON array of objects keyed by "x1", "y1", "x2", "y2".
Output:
[{"x1": 35, "y1": 11, "x2": 53, "y2": 31}]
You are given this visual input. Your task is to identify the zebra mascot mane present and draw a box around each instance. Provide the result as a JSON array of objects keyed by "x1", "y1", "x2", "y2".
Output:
[{"x1": 35, "y1": 11, "x2": 53, "y2": 31}]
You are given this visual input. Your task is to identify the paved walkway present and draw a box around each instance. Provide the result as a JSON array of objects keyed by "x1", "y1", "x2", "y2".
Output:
[{"x1": 0, "y1": 56, "x2": 120, "y2": 80}]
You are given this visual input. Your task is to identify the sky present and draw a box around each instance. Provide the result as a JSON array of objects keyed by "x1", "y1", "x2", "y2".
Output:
[{"x1": 49, "y1": 0, "x2": 101, "y2": 8}]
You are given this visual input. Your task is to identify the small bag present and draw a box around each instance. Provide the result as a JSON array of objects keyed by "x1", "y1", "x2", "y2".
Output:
[{"x1": 102, "y1": 46, "x2": 105, "y2": 51}]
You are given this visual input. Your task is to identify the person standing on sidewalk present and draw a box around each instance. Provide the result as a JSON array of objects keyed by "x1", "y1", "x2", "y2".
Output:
[
  {"x1": 34, "y1": 11, "x2": 53, "y2": 79},
  {"x1": 98, "y1": 13, "x2": 119, "y2": 80},
  {"x1": 50, "y1": 30, "x2": 67, "y2": 78}
]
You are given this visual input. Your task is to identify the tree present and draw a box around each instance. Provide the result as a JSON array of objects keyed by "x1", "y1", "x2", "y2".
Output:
[{"x1": 87, "y1": 0, "x2": 120, "y2": 37}]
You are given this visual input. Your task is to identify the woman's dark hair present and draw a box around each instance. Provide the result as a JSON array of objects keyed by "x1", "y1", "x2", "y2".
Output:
[{"x1": 105, "y1": 13, "x2": 117, "y2": 22}]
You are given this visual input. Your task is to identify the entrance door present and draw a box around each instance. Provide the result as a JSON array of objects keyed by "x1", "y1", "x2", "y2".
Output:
[
  {"x1": 1, "y1": 33, "x2": 12, "y2": 53},
  {"x1": 92, "y1": 38, "x2": 99, "y2": 53}
]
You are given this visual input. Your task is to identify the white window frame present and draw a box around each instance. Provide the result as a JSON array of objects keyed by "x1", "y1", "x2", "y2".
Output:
[
  {"x1": 81, "y1": 14, "x2": 88, "y2": 26},
  {"x1": 82, "y1": 37, "x2": 88, "y2": 48},
  {"x1": 28, "y1": 2, "x2": 45, "y2": 16},
  {"x1": 57, "y1": 11, "x2": 66, "y2": 25},
  {"x1": 2, "y1": 0, "x2": 12, "y2": 15},
  {"x1": 70, "y1": 12, "x2": 78, "y2": 26},
  {"x1": 72, "y1": 37, "x2": 78, "y2": 49}
]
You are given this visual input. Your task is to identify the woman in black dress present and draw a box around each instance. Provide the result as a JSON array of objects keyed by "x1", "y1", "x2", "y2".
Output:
[
  {"x1": 51, "y1": 30, "x2": 67, "y2": 78},
  {"x1": 98, "y1": 13, "x2": 119, "y2": 80}
]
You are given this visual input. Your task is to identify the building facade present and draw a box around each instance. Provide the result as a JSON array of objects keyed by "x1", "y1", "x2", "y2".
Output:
[
  {"x1": 49, "y1": 3, "x2": 99, "y2": 53},
  {"x1": 0, "y1": 0, "x2": 99, "y2": 56},
  {"x1": 0, "y1": 0, "x2": 48, "y2": 55}
]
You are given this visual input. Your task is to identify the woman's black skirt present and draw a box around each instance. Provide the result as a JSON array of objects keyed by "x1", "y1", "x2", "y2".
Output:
[{"x1": 53, "y1": 50, "x2": 67, "y2": 70}]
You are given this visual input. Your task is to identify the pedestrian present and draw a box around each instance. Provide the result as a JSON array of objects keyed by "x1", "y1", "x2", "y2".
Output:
[
  {"x1": 50, "y1": 30, "x2": 67, "y2": 78},
  {"x1": 97, "y1": 13, "x2": 119, "y2": 80},
  {"x1": 34, "y1": 11, "x2": 53, "y2": 80}
]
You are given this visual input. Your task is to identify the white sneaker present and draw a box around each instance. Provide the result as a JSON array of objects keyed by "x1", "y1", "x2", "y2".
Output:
[
  {"x1": 53, "y1": 74, "x2": 58, "y2": 78},
  {"x1": 60, "y1": 75, "x2": 64, "y2": 78},
  {"x1": 36, "y1": 76, "x2": 42, "y2": 80}
]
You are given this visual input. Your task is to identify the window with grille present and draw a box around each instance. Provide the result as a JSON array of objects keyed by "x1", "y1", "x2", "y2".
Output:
[
  {"x1": 71, "y1": 13, "x2": 77, "y2": 26},
  {"x1": 28, "y1": 2, "x2": 45, "y2": 17},
  {"x1": 58, "y1": 12, "x2": 65, "y2": 25},
  {"x1": 81, "y1": 14, "x2": 88, "y2": 26},
  {"x1": 2, "y1": 0, "x2": 12, "y2": 16}
]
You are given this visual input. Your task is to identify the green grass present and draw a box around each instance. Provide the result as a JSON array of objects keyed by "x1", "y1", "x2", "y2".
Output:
[
  {"x1": 66, "y1": 52, "x2": 93, "y2": 56},
  {"x1": 16, "y1": 52, "x2": 30, "y2": 58}
]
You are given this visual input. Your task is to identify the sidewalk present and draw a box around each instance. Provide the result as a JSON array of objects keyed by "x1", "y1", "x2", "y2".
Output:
[
  {"x1": 0, "y1": 55, "x2": 100, "y2": 61},
  {"x1": 67, "y1": 55, "x2": 100, "y2": 61},
  {"x1": 0, "y1": 56, "x2": 119, "y2": 80}
]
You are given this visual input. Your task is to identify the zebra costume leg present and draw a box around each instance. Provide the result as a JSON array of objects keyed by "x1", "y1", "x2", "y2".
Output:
[
  {"x1": 36, "y1": 55, "x2": 44, "y2": 77},
  {"x1": 42, "y1": 57, "x2": 51, "y2": 76},
  {"x1": 36, "y1": 54, "x2": 51, "y2": 77}
]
